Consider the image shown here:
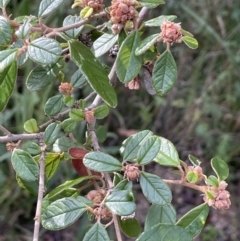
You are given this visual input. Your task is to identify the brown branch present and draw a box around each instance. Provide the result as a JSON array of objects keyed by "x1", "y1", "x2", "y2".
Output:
[
  {"x1": 0, "y1": 133, "x2": 43, "y2": 143},
  {"x1": 136, "y1": 7, "x2": 150, "y2": 29},
  {"x1": 33, "y1": 140, "x2": 46, "y2": 241}
]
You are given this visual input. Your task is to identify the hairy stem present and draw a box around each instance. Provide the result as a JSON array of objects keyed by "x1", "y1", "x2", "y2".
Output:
[{"x1": 33, "y1": 141, "x2": 46, "y2": 241}]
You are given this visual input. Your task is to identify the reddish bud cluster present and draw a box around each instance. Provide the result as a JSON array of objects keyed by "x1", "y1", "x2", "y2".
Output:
[
  {"x1": 203, "y1": 181, "x2": 231, "y2": 210},
  {"x1": 109, "y1": 0, "x2": 138, "y2": 34},
  {"x1": 123, "y1": 163, "x2": 140, "y2": 181},
  {"x1": 160, "y1": 20, "x2": 182, "y2": 43},
  {"x1": 73, "y1": 0, "x2": 104, "y2": 12},
  {"x1": 125, "y1": 75, "x2": 141, "y2": 90},
  {"x1": 86, "y1": 189, "x2": 106, "y2": 203},
  {"x1": 58, "y1": 82, "x2": 73, "y2": 96}
]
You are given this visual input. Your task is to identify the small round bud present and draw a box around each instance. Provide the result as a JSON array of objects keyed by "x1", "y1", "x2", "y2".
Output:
[
  {"x1": 58, "y1": 82, "x2": 73, "y2": 96},
  {"x1": 161, "y1": 20, "x2": 182, "y2": 44},
  {"x1": 123, "y1": 163, "x2": 140, "y2": 181},
  {"x1": 84, "y1": 109, "x2": 95, "y2": 123}
]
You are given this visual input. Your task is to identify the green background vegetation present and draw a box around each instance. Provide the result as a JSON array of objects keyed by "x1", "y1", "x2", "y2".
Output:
[{"x1": 0, "y1": 0, "x2": 239, "y2": 240}]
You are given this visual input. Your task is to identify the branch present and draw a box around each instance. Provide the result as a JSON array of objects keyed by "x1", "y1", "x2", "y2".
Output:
[
  {"x1": 136, "y1": 7, "x2": 150, "y2": 29},
  {"x1": 33, "y1": 139, "x2": 46, "y2": 241},
  {"x1": 0, "y1": 124, "x2": 12, "y2": 136},
  {"x1": 0, "y1": 133, "x2": 43, "y2": 143}
]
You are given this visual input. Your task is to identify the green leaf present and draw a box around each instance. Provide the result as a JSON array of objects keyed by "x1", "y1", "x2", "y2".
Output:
[
  {"x1": 69, "y1": 109, "x2": 84, "y2": 121},
  {"x1": 135, "y1": 34, "x2": 159, "y2": 56},
  {"x1": 92, "y1": 33, "x2": 118, "y2": 58},
  {"x1": 95, "y1": 125, "x2": 107, "y2": 143},
  {"x1": 44, "y1": 123, "x2": 61, "y2": 146},
  {"x1": 70, "y1": 69, "x2": 87, "y2": 88},
  {"x1": 105, "y1": 190, "x2": 136, "y2": 216},
  {"x1": 53, "y1": 136, "x2": 75, "y2": 152},
  {"x1": 16, "y1": 175, "x2": 38, "y2": 195},
  {"x1": 120, "y1": 218, "x2": 141, "y2": 238},
  {"x1": 83, "y1": 223, "x2": 111, "y2": 241},
  {"x1": 69, "y1": 40, "x2": 117, "y2": 107},
  {"x1": 139, "y1": 2, "x2": 161, "y2": 8},
  {"x1": 15, "y1": 17, "x2": 32, "y2": 39},
  {"x1": 24, "y1": 118, "x2": 39, "y2": 133},
  {"x1": 80, "y1": 6, "x2": 93, "y2": 18},
  {"x1": 136, "y1": 224, "x2": 192, "y2": 241},
  {"x1": 152, "y1": 50, "x2": 177, "y2": 96},
  {"x1": 113, "y1": 173, "x2": 123, "y2": 186},
  {"x1": 63, "y1": 96, "x2": 75, "y2": 107},
  {"x1": 83, "y1": 152, "x2": 122, "y2": 172},
  {"x1": 61, "y1": 118, "x2": 77, "y2": 133},
  {"x1": 41, "y1": 197, "x2": 87, "y2": 230},
  {"x1": 182, "y1": 36, "x2": 198, "y2": 49},
  {"x1": 26, "y1": 58, "x2": 64, "y2": 91},
  {"x1": 28, "y1": 37, "x2": 61, "y2": 65},
  {"x1": 116, "y1": 31, "x2": 142, "y2": 83},
  {"x1": 94, "y1": 105, "x2": 109, "y2": 119},
  {"x1": 186, "y1": 171, "x2": 199, "y2": 184},
  {"x1": 188, "y1": 154, "x2": 201, "y2": 166},
  {"x1": 43, "y1": 153, "x2": 61, "y2": 180},
  {"x1": 140, "y1": 172, "x2": 172, "y2": 205},
  {"x1": 121, "y1": 130, "x2": 153, "y2": 160},
  {"x1": 63, "y1": 15, "x2": 83, "y2": 38},
  {"x1": 154, "y1": 137, "x2": 180, "y2": 167},
  {"x1": 0, "y1": 61, "x2": 17, "y2": 112},
  {"x1": 145, "y1": 204, "x2": 176, "y2": 231},
  {"x1": 0, "y1": 0, "x2": 10, "y2": 7},
  {"x1": 44, "y1": 95, "x2": 63, "y2": 116},
  {"x1": 47, "y1": 176, "x2": 95, "y2": 200},
  {"x1": 137, "y1": 136, "x2": 160, "y2": 165},
  {"x1": 115, "y1": 179, "x2": 133, "y2": 191},
  {"x1": 27, "y1": 142, "x2": 41, "y2": 155},
  {"x1": 144, "y1": 15, "x2": 177, "y2": 27},
  {"x1": 206, "y1": 175, "x2": 219, "y2": 187},
  {"x1": 211, "y1": 157, "x2": 229, "y2": 180},
  {"x1": 11, "y1": 149, "x2": 39, "y2": 182},
  {"x1": 0, "y1": 49, "x2": 18, "y2": 72},
  {"x1": 38, "y1": 0, "x2": 66, "y2": 18},
  {"x1": 12, "y1": 40, "x2": 29, "y2": 67},
  {"x1": 177, "y1": 203, "x2": 209, "y2": 237},
  {"x1": 0, "y1": 16, "x2": 11, "y2": 46}
]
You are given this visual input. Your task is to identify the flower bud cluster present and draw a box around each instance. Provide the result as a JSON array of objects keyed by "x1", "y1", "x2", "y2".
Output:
[
  {"x1": 123, "y1": 163, "x2": 140, "y2": 181},
  {"x1": 125, "y1": 75, "x2": 141, "y2": 90},
  {"x1": 58, "y1": 82, "x2": 73, "y2": 96},
  {"x1": 160, "y1": 20, "x2": 182, "y2": 44},
  {"x1": 203, "y1": 181, "x2": 231, "y2": 210},
  {"x1": 109, "y1": 0, "x2": 138, "y2": 34},
  {"x1": 72, "y1": 0, "x2": 104, "y2": 12}
]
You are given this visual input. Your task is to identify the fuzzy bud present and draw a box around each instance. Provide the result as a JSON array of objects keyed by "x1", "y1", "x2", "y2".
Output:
[
  {"x1": 161, "y1": 20, "x2": 182, "y2": 43},
  {"x1": 84, "y1": 109, "x2": 95, "y2": 123},
  {"x1": 123, "y1": 163, "x2": 140, "y2": 181},
  {"x1": 86, "y1": 189, "x2": 106, "y2": 203},
  {"x1": 58, "y1": 82, "x2": 73, "y2": 96}
]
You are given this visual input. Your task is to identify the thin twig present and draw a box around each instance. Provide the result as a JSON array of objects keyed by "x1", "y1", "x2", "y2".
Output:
[
  {"x1": 0, "y1": 125, "x2": 12, "y2": 136},
  {"x1": 136, "y1": 7, "x2": 150, "y2": 29},
  {"x1": 88, "y1": 120, "x2": 101, "y2": 151},
  {"x1": 33, "y1": 138, "x2": 46, "y2": 241},
  {"x1": 0, "y1": 133, "x2": 43, "y2": 143}
]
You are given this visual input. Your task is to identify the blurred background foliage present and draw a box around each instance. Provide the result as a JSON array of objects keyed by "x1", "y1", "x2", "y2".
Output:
[{"x1": 0, "y1": 0, "x2": 240, "y2": 240}]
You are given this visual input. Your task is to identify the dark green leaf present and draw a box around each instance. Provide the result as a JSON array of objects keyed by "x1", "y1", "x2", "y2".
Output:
[
  {"x1": 63, "y1": 96, "x2": 75, "y2": 107},
  {"x1": 0, "y1": 61, "x2": 17, "y2": 112},
  {"x1": 145, "y1": 204, "x2": 176, "y2": 231},
  {"x1": 105, "y1": 190, "x2": 136, "y2": 216},
  {"x1": 92, "y1": 33, "x2": 118, "y2": 58},
  {"x1": 137, "y1": 136, "x2": 160, "y2": 165},
  {"x1": 11, "y1": 149, "x2": 39, "y2": 182},
  {"x1": 24, "y1": 118, "x2": 39, "y2": 133},
  {"x1": 211, "y1": 157, "x2": 229, "y2": 180},
  {"x1": 115, "y1": 179, "x2": 133, "y2": 191},
  {"x1": 47, "y1": 176, "x2": 95, "y2": 200},
  {"x1": 16, "y1": 175, "x2": 38, "y2": 195},
  {"x1": 135, "y1": 34, "x2": 159, "y2": 56},
  {"x1": 118, "y1": 28, "x2": 127, "y2": 46},
  {"x1": 136, "y1": 224, "x2": 192, "y2": 241},
  {"x1": 0, "y1": 0, "x2": 10, "y2": 7},
  {"x1": 144, "y1": 15, "x2": 177, "y2": 27},
  {"x1": 116, "y1": 31, "x2": 142, "y2": 83},
  {"x1": 207, "y1": 175, "x2": 219, "y2": 187},
  {"x1": 94, "y1": 105, "x2": 109, "y2": 119},
  {"x1": 63, "y1": 15, "x2": 83, "y2": 38},
  {"x1": 41, "y1": 197, "x2": 87, "y2": 230},
  {"x1": 113, "y1": 173, "x2": 123, "y2": 186},
  {"x1": 83, "y1": 223, "x2": 111, "y2": 241},
  {"x1": 188, "y1": 154, "x2": 201, "y2": 166},
  {"x1": 121, "y1": 130, "x2": 153, "y2": 160},
  {"x1": 0, "y1": 16, "x2": 11, "y2": 46},
  {"x1": 154, "y1": 136, "x2": 180, "y2": 167},
  {"x1": 61, "y1": 118, "x2": 77, "y2": 133},
  {"x1": 38, "y1": 0, "x2": 66, "y2": 18},
  {"x1": 177, "y1": 203, "x2": 209, "y2": 237},
  {"x1": 27, "y1": 142, "x2": 41, "y2": 155},
  {"x1": 70, "y1": 69, "x2": 87, "y2": 88},
  {"x1": 95, "y1": 125, "x2": 107, "y2": 143},
  {"x1": 26, "y1": 58, "x2": 64, "y2": 91},
  {"x1": 140, "y1": 172, "x2": 172, "y2": 205},
  {"x1": 0, "y1": 49, "x2": 18, "y2": 72},
  {"x1": 44, "y1": 123, "x2": 61, "y2": 145},
  {"x1": 120, "y1": 218, "x2": 141, "y2": 238},
  {"x1": 44, "y1": 95, "x2": 63, "y2": 116},
  {"x1": 182, "y1": 36, "x2": 198, "y2": 49},
  {"x1": 69, "y1": 109, "x2": 84, "y2": 121},
  {"x1": 83, "y1": 152, "x2": 122, "y2": 172},
  {"x1": 69, "y1": 40, "x2": 117, "y2": 107},
  {"x1": 152, "y1": 50, "x2": 177, "y2": 96},
  {"x1": 28, "y1": 37, "x2": 61, "y2": 65}
]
